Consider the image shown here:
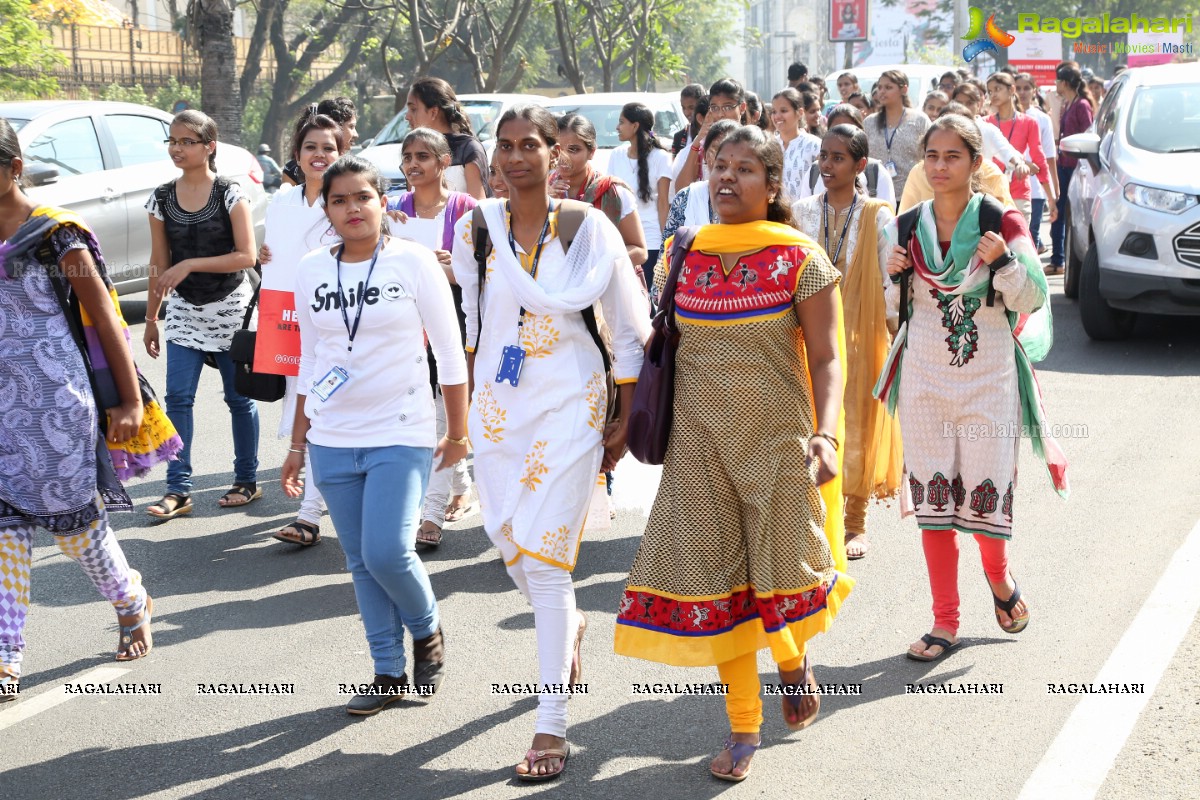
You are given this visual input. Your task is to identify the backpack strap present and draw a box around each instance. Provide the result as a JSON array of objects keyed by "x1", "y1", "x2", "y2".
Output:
[
  {"x1": 895, "y1": 206, "x2": 921, "y2": 329},
  {"x1": 865, "y1": 162, "x2": 879, "y2": 198},
  {"x1": 978, "y1": 194, "x2": 1005, "y2": 308},
  {"x1": 472, "y1": 206, "x2": 490, "y2": 352},
  {"x1": 556, "y1": 198, "x2": 590, "y2": 252}
]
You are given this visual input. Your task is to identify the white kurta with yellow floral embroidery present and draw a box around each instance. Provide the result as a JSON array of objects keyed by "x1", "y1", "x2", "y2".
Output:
[{"x1": 452, "y1": 200, "x2": 650, "y2": 570}]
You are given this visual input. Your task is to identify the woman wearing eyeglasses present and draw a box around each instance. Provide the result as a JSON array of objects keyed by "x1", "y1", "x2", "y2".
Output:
[{"x1": 142, "y1": 110, "x2": 261, "y2": 519}]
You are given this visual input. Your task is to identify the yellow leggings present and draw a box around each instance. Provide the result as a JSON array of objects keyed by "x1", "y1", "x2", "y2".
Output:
[{"x1": 715, "y1": 644, "x2": 806, "y2": 734}]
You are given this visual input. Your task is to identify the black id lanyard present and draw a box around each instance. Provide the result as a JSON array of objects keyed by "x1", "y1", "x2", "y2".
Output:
[
  {"x1": 335, "y1": 237, "x2": 384, "y2": 353},
  {"x1": 506, "y1": 200, "x2": 554, "y2": 336},
  {"x1": 822, "y1": 192, "x2": 857, "y2": 267}
]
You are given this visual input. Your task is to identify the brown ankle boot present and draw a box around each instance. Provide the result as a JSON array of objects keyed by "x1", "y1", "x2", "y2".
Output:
[{"x1": 412, "y1": 627, "x2": 445, "y2": 697}]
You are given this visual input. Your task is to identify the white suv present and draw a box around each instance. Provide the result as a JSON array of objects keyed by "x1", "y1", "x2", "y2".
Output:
[{"x1": 1061, "y1": 63, "x2": 1200, "y2": 340}]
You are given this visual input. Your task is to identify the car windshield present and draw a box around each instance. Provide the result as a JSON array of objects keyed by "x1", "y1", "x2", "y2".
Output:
[
  {"x1": 1126, "y1": 83, "x2": 1200, "y2": 153},
  {"x1": 548, "y1": 105, "x2": 681, "y2": 149},
  {"x1": 3, "y1": 118, "x2": 29, "y2": 132},
  {"x1": 374, "y1": 100, "x2": 502, "y2": 146}
]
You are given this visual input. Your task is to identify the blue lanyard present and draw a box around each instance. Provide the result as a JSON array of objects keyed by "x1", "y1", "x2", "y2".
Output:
[
  {"x1": 822, "y1": 192, "x2": 857, "y2": 267},
  {"x1": 335, "y1": 237, "x2": 384, "y2": 353},
  {"x1": 883, "y1": 114, "x2": 902, "y2": 152}
]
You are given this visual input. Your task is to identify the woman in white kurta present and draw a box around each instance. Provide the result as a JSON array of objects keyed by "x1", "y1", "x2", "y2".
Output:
[
  {"x1": 262, "y1": 113, "x2": 345, "y2": 546},
  {"x1": 452, "y1": 106, "x2": 649, "y2": 782}
]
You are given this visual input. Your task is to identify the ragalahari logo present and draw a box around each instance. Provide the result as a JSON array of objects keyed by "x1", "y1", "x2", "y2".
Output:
[{"x1": 962, "y1": 8, "x2": 1016, "y2": 62}]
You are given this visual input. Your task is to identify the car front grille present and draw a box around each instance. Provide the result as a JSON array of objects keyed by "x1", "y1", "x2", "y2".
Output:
[{"x1": 1174, "y1": 220, "x2": 1200, "y2": 268}]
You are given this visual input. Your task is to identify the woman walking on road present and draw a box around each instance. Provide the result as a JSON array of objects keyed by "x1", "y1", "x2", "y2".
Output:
[
  {"x1": 864, "y1": 69, "x2": 931, "y2": 204},
  {"x1": 143, "y1": 110, "x2": 261, "y2": 519},
  {"x1": 282, "y1": 156, "x2": 468, "y2": 713},
  {"x1": 772, "y1": 88, "x2": 822, "y2": 204},
  {"x1": 1047, "y1": 62, "x2": 1096, "y2": 275},
  {"x1": 614, "y1": 125, "x2": 853, "y2": 783},
  {"x1": 389, "y1": 128, "x2": 479, "y2": 547},
  {"x1": 792, "y1": 125, "x2": 903, "y2": 560},
  {"x1": 261, "y1": 112, "x2": 348, "y2": 547},
  {"x1": 452, "y1": 106, "x2": 649, "y2": 781},
  {"x1": 606, "y1": 102, "x2": 672, "y2": 298},
  {"x1": 0, "y1": 120, "x2": 176, "y2": 697},
  {"x1": 876, "y1": 114, "x2": 1069, "y2": 663}
]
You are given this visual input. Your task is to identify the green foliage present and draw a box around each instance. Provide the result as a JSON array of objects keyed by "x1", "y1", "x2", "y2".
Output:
[
  {"x1": 665, "y1": 0, "x2": 745, "y2": 85},
  {"x1": 98, "y1": 83, "x2": 151, "y2": 105},
  {"x1": 0, "y1": 0, "x2": 64, "y2": 99},
  {"x1": 151, "y1": 77, "x2": 202, "y2": 113}
]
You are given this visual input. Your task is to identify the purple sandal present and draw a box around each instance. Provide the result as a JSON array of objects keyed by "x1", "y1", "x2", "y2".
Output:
[{"x1": 711, "y1": 737, "x2": 759, "y2": 782}]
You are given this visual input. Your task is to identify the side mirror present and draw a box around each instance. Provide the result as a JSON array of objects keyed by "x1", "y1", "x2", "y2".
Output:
[
  {"x1": 24, "y1": 161, "x2": 59, "y2": 187},
  {"x1": 1061, "y1": 132, "x2": 1102, "y2": 172}
]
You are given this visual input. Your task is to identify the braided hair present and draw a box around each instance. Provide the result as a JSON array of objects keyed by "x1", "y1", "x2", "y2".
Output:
[{"x1": 621, "y1": 102, "x2": 662, "y2": 203}]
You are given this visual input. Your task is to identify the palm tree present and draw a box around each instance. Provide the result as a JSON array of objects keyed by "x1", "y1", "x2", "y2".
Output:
[{"x1": 188, "y1": 0, "x2": 243, "y2": 145}]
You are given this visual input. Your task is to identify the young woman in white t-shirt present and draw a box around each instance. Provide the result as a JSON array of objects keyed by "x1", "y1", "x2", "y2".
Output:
[
  {"x1": 282, "y1": 156, "x2": 468, "y2": 714},
  {"x1": 606, "y1": 102, "x2": 672, "y2": 291},
  {"x1": 261, "y1": 112, "x2": 346, "y2": 547}
]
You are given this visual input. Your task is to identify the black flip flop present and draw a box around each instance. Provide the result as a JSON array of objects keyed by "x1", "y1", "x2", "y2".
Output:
[
  {"x1": 906, "y1": 633, "x2": 961, "y2": 663},
  {"x1": 992, "y1": 582, "x2": 1030, "y2": 634}
]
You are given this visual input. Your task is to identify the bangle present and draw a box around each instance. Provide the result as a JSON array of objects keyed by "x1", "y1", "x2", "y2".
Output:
[
  {"x1": 145, "y1": 316, "x2": 158, "y2": 323},
  {"x1": 812, "y1": 432, "x2": 840, "y2": 451},
  {"x1": 287, "y1": 447, "x2": 306, "y2": 454},
  {"x1": 691, "y1": 144, "x2": 703, "y2": 152},
  {"x1": 445, "y1": 434, "x2": 469, "y2": 446}
]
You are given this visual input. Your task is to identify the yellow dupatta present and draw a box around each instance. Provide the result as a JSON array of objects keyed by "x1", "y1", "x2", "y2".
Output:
[
  {"x1": 841, "y1": 201, "x2": 904, "y2": 502},
  {"x1": 690, "y1": 221, "x2": 850, "y2": 572}
]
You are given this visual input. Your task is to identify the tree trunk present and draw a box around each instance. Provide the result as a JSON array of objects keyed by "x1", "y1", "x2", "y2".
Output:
[{"x1": 195, "y1": 0, "x2": 243, "y2": 146}]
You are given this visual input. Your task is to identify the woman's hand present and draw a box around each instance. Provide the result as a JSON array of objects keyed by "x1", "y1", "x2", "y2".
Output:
[
  {"x1": 1011, "y1": 160, "x2": 1031, "y2": 180},
  {"x1": 107, "y1": 400, "x2": 144, "y2": 444},
  {"x1": 886, "y1": 244, "x2": 910, "y2": 276},
  {"x1": 257, "y1": 243, "x2": 272, "y2": 265},
  {"x1": 386, "y1": 209, "x2": 409, "y2": 224},
  {"x1": 807, "y1": 435, "x2": 838, "y2": 486},
  {"x1": 550, "y1": 172, "x2": 570, "y2": 199},
  {"x1": 434, "y1": 249, "x2": 453, "y2": 269},
  {"x1": 143, "y1": 320, "x2": 160, "y2": 359},
  {"x1": 156, "y1": 261, "x2": 192, "y2": 295},
  {"x1": 602, "y1": 419, "x2": 628, "y2": 472},
  {"x1": 281, "y1": 450, "x2": 305, "y2": 498},
  {"x1": 1047, "y1": 200, "x2": 1058, "y2": 223},
  {"x1": 434, "y1": 437, "x2": 469, "y2": 471},
  {"x1": 977, "y1": 230, "x2": 1008, "y2": 265}
]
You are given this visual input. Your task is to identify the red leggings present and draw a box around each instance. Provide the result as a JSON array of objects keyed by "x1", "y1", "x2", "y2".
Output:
[{"x1": 921, "y1": 529, "x2": 1009, "y2": 636}]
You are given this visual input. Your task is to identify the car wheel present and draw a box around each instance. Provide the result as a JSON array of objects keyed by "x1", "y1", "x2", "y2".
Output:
[
  {"x1": 1079, "y1": 241, "x2": 1135, "y2": 341},
  {"x1": 1063, "y1": 207, "x2": 1083, "y2": 300}
]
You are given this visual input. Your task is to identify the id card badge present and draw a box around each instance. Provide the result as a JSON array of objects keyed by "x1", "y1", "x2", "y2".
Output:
[
  {"x1": 884, "y1": 160, "x2": 898, "y2": 177},
  {"x1": 312, "y1": 366, "x2": 350, "y2": 402},
  {"x1": 496, "y1": 345, "x2": 526, "y2": 387}
]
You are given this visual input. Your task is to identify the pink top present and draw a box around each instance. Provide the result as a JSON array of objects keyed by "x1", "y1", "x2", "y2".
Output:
[{"x1": 988, "y1": 113, "x2": 1049, "y2": 201}]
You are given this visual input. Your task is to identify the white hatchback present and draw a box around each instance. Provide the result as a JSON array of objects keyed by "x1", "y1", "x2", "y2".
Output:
[
  {"x1": 1060, "y1": 62, "x2": 1200, "y2": 340},
  {"x1": 1, "y1": 100, "x2": 268, "y2": 295}
]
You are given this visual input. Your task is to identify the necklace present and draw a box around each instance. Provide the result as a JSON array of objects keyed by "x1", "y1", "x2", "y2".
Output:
[
  {"x1": 414, "y1": 196, "x2": 448, "y2": 216},
  {"x1": 821, "y1": 191, "x2": 857, "y2": 267}
]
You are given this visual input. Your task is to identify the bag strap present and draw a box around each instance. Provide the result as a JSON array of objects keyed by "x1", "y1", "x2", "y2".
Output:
[
  {"x1": 978, "y1": 194, "x2": 1005, "y2": 308},
  {"x1": 895, "y1": 206, "x2": 921, "y2": 329},
  {"x1": 556, "y1": 198, "x2": 589, "y2": 252},
  {"x1": 45, "y1": 264, "x2": 108, "y2": 432},
  {"x1": 662, "y1": 226, "x2": 699, "y2": 332},
  {"x1": 808, "y1": 162, "x2": 820, "y2": 191},
  {"x1": 241, "y1": 276, "x2": 261, "y2": 331},
  {"x1": 866, "y1": 162, "x2": 878, "y2": 197},
  {"x1": 473, "y1": 205, "x2": 489, "y2": 352}
]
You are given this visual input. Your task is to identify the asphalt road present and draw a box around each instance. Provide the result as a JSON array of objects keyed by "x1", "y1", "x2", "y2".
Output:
[{"x1": 3, "y1": 272, "x2": 1199, "y2": 800}]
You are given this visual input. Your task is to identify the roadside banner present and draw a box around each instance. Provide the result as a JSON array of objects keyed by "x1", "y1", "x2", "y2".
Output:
[{"x1": 1008, "y1": 32, "x2": 1062, "y2": 85}]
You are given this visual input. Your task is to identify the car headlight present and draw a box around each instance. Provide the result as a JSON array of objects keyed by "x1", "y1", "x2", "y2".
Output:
[{"x1": 1123, "y1": 183, "x2": 1198, "y2": 214}]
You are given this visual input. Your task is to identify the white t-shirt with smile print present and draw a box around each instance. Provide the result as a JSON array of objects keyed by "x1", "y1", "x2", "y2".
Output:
[{"x1": 294, "y1": 237, "x2": 468, "y2": 449}]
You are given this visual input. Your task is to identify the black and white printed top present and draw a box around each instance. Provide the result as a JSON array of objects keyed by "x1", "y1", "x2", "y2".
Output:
[{"x1": 145, "y1": 177, "x2": 253, "y2": 352}]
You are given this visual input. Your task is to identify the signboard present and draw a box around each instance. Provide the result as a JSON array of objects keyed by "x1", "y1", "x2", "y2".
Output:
[
  {"x1": 830, "y1": 0, "x2": 869, "y2": 43},
  {"x1": 848, "y1": 0, "x2": 947, "y2": 66},
  {"x1": 1007, "y1": 32, "x2": 1063, "y2": 86},
  {"x1": 1126, "y1": 30, "x2": 1183, "y2": 67}
]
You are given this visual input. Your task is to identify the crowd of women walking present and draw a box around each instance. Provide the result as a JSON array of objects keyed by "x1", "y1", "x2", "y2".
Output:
[{"x1": 0, "y1": 60, "x2": 1086, "y2": 783}]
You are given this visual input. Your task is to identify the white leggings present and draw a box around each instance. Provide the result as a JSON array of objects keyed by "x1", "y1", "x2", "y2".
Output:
[
  {"x1": 422, "y1": 390, "x2": 471, "y2": 527},
  {"x1": 297, "y1": 448, "x2": 326, "y2": 526},
  {"x1": 503, "y1": 555, "x2": 577, "y2": 738}
]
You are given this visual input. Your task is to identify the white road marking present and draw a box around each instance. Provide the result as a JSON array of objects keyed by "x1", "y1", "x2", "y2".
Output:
[
  {"x1": 1017, "y1": 518, "x2": 1200, "y2": 800},
  {"x1": 0, "y1": 667, "x2": 131, "y2": 731}
]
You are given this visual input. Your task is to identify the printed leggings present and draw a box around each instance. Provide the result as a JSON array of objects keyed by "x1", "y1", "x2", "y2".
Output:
[{"x1": 0, "y1": 500, "x2": 147, "y2": 680}]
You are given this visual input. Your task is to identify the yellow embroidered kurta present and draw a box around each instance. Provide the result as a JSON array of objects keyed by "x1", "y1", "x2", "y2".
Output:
[
  {"x1": 614, "y1": 222, "x2": 853, "y2": 667},
  {"x1": 453, "y1": 201, "x2": 650, "y2": 570}
]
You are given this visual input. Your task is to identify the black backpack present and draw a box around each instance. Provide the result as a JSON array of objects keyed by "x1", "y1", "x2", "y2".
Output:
[{"x1": 894, "y1": 195, "x2": 1005, "y2": 328}]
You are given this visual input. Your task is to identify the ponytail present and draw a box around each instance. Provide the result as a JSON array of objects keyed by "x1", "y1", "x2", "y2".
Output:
[{"x1": 622, "y1": 102, "x2": 660, "y2": 203}]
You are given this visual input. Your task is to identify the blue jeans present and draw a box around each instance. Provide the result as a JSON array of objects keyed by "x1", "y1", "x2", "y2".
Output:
[
  {"x1": 164, "y1": 342, "x2": 260, "y2": 495},
  {"x1": 1050, "y1": 163, "x2": 1075, "y2": 267},
  {"x1": 309, "y1": 444, "x2": 438, "y2": 678},
  {"x1": 1030, "y1": 198, "x2": 1046, "y2": 250}
]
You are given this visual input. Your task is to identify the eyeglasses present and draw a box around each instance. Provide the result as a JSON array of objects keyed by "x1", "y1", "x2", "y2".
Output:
[
  {"x1": 712, "y1": 104, "x2": 740, "y2": 114},
  {"x1": 164, "y1": 138, "x2": 206, "y2": 147}
]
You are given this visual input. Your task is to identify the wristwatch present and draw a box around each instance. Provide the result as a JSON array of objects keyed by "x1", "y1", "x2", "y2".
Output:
[{"x1": 987, "y1": 249, "x2": 1015, "y2": 271}]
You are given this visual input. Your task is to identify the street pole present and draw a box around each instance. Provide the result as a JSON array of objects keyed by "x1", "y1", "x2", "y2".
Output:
[{"x1": 952, "y1": 0, "x2": 967, "y2": 66}]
